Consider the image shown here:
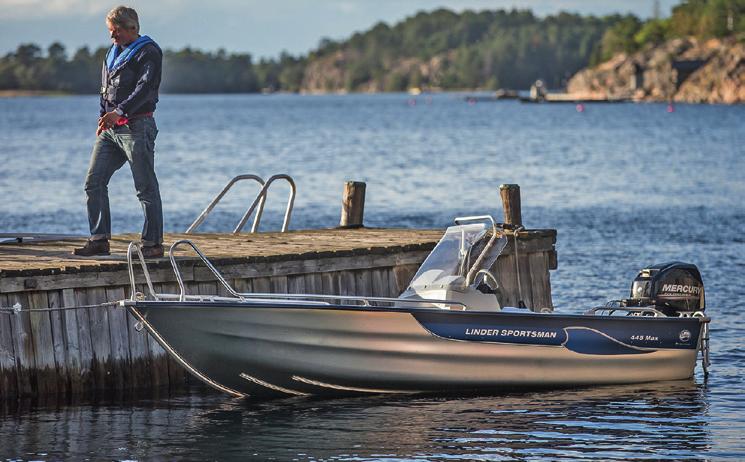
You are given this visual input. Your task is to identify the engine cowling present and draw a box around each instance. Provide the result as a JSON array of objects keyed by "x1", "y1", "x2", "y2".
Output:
[{"x1": 626, "y1": 262, "x2": 705, "y2": 316}]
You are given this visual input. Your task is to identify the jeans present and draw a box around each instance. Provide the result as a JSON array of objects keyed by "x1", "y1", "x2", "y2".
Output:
[{"x1": 85, "y1": 117, "x2": 163, "y2": 246}]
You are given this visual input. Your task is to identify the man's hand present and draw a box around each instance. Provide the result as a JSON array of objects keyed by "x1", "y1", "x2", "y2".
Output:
[{"x1": 96, "y1": 110, "x2": 124, "y2": 136}]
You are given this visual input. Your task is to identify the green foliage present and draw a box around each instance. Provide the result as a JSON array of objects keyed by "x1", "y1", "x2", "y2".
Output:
[
  {"x1": 161, "y1": 48, "x2": 261, "y2": 93},
  {"x1": 277, "y1": 52, "x2": 305, "y2": 92},
  {"x1": 323, "y1": 9, "x2": 616, "y2": 90},
  {"x1": 670, "y1": 0, "x2": 745, "y2": 38},
  {"x1": 0, "y1": 43, "x2": 102, "y2": 92},
  {"x1": 598, "y1": 15, "x2": 643, "y2": 61},
  {"x1": 634, "y1": 19, "x2": 671, "y2": 46},
  {"x1": 384, "y1": 72, "x2": 409, "y2": 92}
]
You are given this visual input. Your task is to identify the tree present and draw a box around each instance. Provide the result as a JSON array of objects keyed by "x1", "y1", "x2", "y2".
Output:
[
  {"x1": 599, "y1": 15, "x2": 642, "y2": 61},
  {"x1": 635, "y1": 19, "x2": 670, "y2": 46}
]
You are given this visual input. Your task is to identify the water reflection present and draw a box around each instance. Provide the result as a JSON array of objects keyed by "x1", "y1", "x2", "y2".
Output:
[{"x1": 0, "y1": 381, "x2": 710, "y2": 461}]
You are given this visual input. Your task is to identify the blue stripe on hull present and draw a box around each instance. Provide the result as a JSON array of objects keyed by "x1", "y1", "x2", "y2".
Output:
[
  {"x1": 412, "y1": 311, "x2": 701, "y2": 354},
  {"x1": 563, "y1": 327, "x2": 653, "y2": 355}
]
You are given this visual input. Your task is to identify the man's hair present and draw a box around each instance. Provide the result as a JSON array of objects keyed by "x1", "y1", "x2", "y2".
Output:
[{"x1": 106, "y1": 6, "x2": 139, "y2": 33}]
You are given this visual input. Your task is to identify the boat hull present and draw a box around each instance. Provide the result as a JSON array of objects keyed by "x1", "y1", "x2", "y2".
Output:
[{"x1": 128, "y1": 301, "x2": 703, "y2": 398}]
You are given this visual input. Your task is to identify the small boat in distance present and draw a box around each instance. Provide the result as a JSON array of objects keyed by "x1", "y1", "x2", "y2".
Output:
[{"x1": 123, "y1": 216, "x2": 710, "y2": 398}]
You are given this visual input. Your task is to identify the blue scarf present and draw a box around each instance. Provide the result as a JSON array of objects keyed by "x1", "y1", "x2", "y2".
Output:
[{"x1": 106, "y1": 35, "x2": 154, "y2": 72}]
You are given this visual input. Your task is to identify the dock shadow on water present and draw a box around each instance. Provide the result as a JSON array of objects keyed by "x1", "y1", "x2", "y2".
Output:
[{"x1": 0, "y1": 381, "x2": 710, "y2": 461}]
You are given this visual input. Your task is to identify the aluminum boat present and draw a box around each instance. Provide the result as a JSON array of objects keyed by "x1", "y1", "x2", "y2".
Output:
[{"x1": 123, "y1": 216, "x2": 711, "y2": 398}]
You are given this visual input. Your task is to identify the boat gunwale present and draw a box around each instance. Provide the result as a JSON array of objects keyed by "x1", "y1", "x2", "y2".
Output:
[{"x1": 124, "y1": 299, "x2": 710, "y2": 324}]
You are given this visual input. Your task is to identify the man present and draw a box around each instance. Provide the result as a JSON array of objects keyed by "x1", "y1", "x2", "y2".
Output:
[{"x1": 73, "y1": 6, "x2": 164, "y2": 258}]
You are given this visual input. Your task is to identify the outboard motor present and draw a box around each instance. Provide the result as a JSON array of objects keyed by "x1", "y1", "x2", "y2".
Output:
[{"x1": 624, "y1": 262, "x2": 705, "y2": 316}]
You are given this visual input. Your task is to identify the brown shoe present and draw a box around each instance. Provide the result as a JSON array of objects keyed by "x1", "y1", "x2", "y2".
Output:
[
  {"x1": 72, "y1": 239, "x2": 110, "y2": 256},
  {"x1": 140, "y1": 244, "x2": 164, "y2": 258}
]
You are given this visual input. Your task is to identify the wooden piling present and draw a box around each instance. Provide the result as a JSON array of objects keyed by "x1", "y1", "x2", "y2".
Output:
[
  {"x1": 340, "y1": 181, "x2": 366, "y2": 228},
  {"x1": 499, "y1": 184, "x2": 522, "y2": 227}
]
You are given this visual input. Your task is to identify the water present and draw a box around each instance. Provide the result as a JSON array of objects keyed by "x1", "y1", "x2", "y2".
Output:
[{"x1": 1, "y1": 94, "x2": 744, "y2": 460}]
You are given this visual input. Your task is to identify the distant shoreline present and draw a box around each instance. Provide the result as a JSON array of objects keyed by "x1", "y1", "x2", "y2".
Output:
[
  {"x1": 1, "y1": 89, "x2": 742, "y2": 104},
  {"x1": 0, "y1": 90, "x2": 69, "y2": 98}
]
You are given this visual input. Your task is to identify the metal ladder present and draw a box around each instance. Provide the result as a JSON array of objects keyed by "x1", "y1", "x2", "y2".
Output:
[
  {"x1": 124, "y1": 240, "x2": 468, "y2": 311},
  {"x1": 185, "y1": 174, "x2": 296, "y2": 234}
]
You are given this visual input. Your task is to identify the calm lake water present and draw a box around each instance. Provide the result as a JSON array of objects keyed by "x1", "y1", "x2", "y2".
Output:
[{"x1": 1, "y1": 94, "x2": 744, "y2": 460}]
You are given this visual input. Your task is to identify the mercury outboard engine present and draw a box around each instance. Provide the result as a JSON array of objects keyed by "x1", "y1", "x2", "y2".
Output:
[{"x1": 624, "y1": 262, "x2": 705, "y2": 316}]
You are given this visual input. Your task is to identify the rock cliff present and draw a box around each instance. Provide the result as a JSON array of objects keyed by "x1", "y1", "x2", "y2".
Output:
[
  {"x1": 567, "y1": 37, "x2": 745, "y2": 104},
  {"x1": 300, "y1": 50, "x2": 455, "y2": 94}
]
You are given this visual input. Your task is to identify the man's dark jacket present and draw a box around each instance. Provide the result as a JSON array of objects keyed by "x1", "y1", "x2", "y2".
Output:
[{"x1": 100, "y1": 41, "x2": 162, "y2": 117}]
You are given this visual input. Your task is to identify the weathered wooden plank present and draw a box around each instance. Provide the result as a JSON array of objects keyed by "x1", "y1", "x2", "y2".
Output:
[
  {"x1": 288, "y1": 275, "x2": 305, "y2": 294},
  {"x1": 192, "y1": 251, "x2": 435, "y2": 282},
  {"x1": 197, "y1": 282, "x2": 218, "y2": 297},
  {"x1": 269, "y1": 276, "x2": 287, "y2": 295},
  {"x1": 125, "y1": 299, "x2": 150, "y2": 392},
  {"x1": 303, "y1": 274, "x2": 315, "y2": 294},
  {"x1": 216, "y1": 278, "x2": 232, "y2": 297},
  {"x1": 72, "y1": 289, "x2": 94, "y2": 393},
  {"x1": 517, "y1": 252, "x2": 534, "y2": 310},
  {"x1": 0, "y1": 294, "x2": 18, "y2": 400},
  {"x1": 123, "y1": 286, "x2": 146, "y2": 389},
  {"x1": 355, "y1": 270, "x2": 374, "y2": 297},
  {"x1": 371, "y1": 269, "x2": 387, "y2": 298},
  {"x1": 156, "y1": 282, "x2": 188, "y2": 391},
  {"x1": 501, "y1": 235, "x2": 553, "y2": 257},
  {"x1": 318, "y1": 271, "x2": 341, "y2": 304},
  {"x1": 46, "y1": 291, "x2": 69, "y2": 396},
  {"x1": 392, "y1": 264, "x2": 418, "y2": 295},
  {"x1": 147, "y1": 322, "x2": 168, "y2": 391},
  {"x1": 320, "y1": 272, "x2": 335, "y2": 296},
  {"x1": 252, "y1": 277, "x2": 271, "y2": 294},
  {"x1": 340, "y1": 270, "x2": 355, "y2": 297},
  {"x1": 332, "y1": 271, "x2": 345, "y2": 297},
  {"x1": 60, "y1": 289, "x2": 82, "y2": 395},
  {"x1": 106, "y1": 287, "x2": 129, "y2": 392},
  {"x1": 7, "y1": 293, "x2": 35, "y2": 396},
  {"x1": 233, "y1": 278, "x2": 252, "y2": 294},
  {"x1": 143, "y1": 283, "x2": 168, "y2": 391},
  {"x1": 27, "y1": 291, "x2": 57, "y2": 396},
  {"x1": 495, "y1": 254, "x2": 519, "y2": 307},
  {"x1": 306, "y1": 273, "x2": 323, "y2": 296},
  {"x1": 529, "y1": 252, "x2": 553, "y2": 311},
  {"x1": 548, "y1": 249, "x2": 558, "y2": 270},
  {"x1": 85, "y1": 287, "x2": 112, "y2": 390},
  {"x1": 387, "y1": 268, "x2": 400, "y2": 297}
]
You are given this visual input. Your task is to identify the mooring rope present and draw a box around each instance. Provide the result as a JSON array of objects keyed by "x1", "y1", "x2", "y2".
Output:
[
  {"x1": 0, "y1": 300, "x2": 124, "y2": 315},
  {"x1": 512, "y1": 227, "x2": 527, "y2": 309}
]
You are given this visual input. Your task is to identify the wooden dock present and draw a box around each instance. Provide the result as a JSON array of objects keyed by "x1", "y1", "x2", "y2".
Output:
[{"x1": 0, "y1": 227, "x2": 557, "y2": 400}]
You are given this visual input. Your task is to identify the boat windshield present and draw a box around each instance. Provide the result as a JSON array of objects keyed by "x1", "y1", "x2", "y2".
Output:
[{"x1": 404, "y1": 223, "x2": 507, "y2": 292}]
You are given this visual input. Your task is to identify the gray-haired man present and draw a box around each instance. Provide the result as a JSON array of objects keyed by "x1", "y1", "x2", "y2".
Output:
[{"x1": 74, "y1": 5, "x2": 164, "y2": 258}]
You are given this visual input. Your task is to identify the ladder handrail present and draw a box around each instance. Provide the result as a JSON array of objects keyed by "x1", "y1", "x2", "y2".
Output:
[
  {"x1": 234, "y1": 174, "x2": 296, "y2": 234},
  {"x1": 168, "y1": 240, "x2": 244, "y2": 302},
  {"x1": 185, "y1": 174, "x2": 267, "y2": 234},
  {"x1": 126, "y1": 242, "x2": 160, "y2": 301}
]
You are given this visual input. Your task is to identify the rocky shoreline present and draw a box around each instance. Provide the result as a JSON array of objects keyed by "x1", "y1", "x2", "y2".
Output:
[
  {"x1": 4, "y1": 36, "x2": 741, "y2": 104},
  {"x1": 567, "y1": 37, "x2": 744, "y2": 104}
]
